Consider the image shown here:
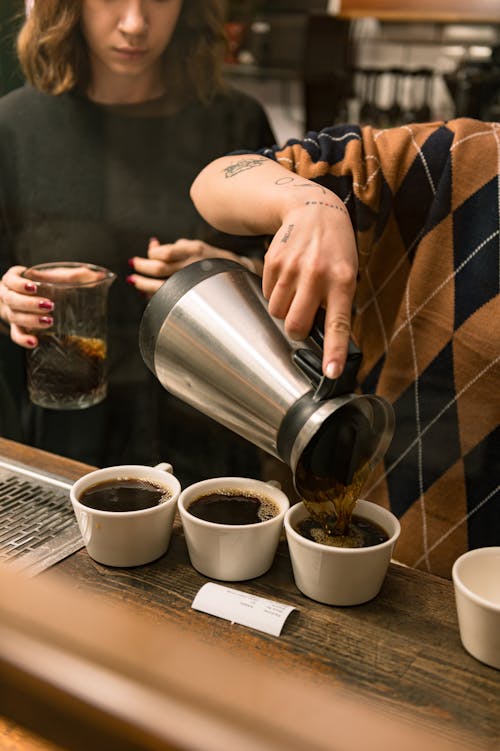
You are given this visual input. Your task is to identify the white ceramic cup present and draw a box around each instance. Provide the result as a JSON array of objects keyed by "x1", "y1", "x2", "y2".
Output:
[
  {"x1": 70, "y1": 463, "x2": 181, "y2": 567},
  {"x1": 452, "y1": 547, "x2": 500, "y2": 670},
  {"x1": 178, "y1": 477, "x2": 290, "y2": 581},
  {"x1": 284, "y1": 499, "x2": 401, "y2": 606}
]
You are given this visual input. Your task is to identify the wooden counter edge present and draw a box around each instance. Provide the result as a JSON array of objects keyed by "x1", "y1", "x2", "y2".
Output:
[
  {"x1": 0, "y1": 437, "x2": 94, "y2": 483},
  {"x1": 0, "y1": 562, "x2": 485, "y2": 751}
]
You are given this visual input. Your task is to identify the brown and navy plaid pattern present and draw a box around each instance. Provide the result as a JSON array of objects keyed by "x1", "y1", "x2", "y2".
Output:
[{"x1": 264, "y1": 118, "x2": 499, "y2": 577}]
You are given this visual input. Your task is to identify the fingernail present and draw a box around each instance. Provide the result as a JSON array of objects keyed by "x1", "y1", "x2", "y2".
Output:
[
  {"x1": 26, "y1": 338, "x2": 37, "y2": 348},
  {"x1": 24, "y1": 282, "x2": 38, "y2": 293},
  {"x1": 325, "y1": 361, "x2": 341, "y2": 379},
  {"x1": 128, "y1": 258, "x2": 135, "y2": 269},
  {"x1": 126, "y1": 275, "x2": 136, "y2": 286},
  {"x1": 39, "y1": 316, "x2": 53, "y2": 325},
  {"x1": 38, "y1": 300, "x2": 54, "y2": 311}
]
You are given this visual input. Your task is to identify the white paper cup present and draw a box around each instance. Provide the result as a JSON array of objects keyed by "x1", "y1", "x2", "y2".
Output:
[
  {"x1": 452, "y1": 547, "x2": 500, "y2": 670},
  {"x1": 284, "y1": 500, "x2": 401, "y2": 606},
  {"x1": 178, "y1": 477, "x2": 290, "y2": 581},
  {"x1": 70, "y1": 463, "x2": 181, "y2": 567}
]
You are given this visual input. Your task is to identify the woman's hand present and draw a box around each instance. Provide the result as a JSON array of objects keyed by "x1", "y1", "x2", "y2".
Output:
[
  {"x1": 0, "y1": 266, "x2": 55, "y2": 348},
  {"x1": 128, "y1": 237, "x2": 262, "y2": 297},
  {"x1": 262, "y1": 201, "x2": 357, "y2": 380},
  {"x1": 191, "y1": 154, "x2": 358, "y2": 378}
]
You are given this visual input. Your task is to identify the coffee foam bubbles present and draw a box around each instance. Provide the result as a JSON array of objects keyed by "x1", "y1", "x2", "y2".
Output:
[
  {"x1": 309, "y1": 525, "x2": 364, "y2": 548},
  {"x1": 206, "y1": 489, "x2": 279, "y2": 522}
]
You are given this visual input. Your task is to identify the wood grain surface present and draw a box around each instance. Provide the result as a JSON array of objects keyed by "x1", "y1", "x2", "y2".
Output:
[{"x1": 1, "y1": 438, "x2": 499, "y2": 750}]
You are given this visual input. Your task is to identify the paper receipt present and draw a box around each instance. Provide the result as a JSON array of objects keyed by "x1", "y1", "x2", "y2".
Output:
[{"x1": 192, "y1": 582, "x2": 297, "y2": 637}]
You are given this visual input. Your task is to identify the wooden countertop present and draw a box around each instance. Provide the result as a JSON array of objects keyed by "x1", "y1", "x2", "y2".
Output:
[{"x1": 0, "y1": 438, "x2": 499, "y2": 750}]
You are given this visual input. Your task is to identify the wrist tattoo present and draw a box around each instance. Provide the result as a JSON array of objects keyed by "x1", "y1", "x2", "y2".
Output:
[
  {"x1": 281, "y1": 224, "x2": 294, "y2": 243},
  {"x1": 223, "y1": 158, "x2": 267, "y2": 178},
  {"x1": 305, "y1": 200, "x2": 347, "y2": 215}
]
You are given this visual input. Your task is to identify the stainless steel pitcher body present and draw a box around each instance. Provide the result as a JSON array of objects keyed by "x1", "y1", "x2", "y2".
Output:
[{"x1": 140, "y1": 260, "x2": 394, "y2": 484}]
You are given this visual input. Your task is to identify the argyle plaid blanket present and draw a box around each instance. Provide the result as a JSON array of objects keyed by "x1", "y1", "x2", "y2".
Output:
[{"x1": 265, "y1": 118, "x2": 499, "y2": 577}]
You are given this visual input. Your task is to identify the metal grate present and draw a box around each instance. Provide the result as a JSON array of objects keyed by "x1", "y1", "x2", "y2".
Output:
[{"x1": 0, "y1": 458, "x2": 84, "y2": 576}]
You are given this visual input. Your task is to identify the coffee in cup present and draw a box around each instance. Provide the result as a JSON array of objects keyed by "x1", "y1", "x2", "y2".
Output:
[
  {"x1": 178, "y1": 477, "x2": 290, "y2": 581},
  {"x1": 79, "y1": 477, "x2": 172, "y2": 513},
  {"x1": 285, "y1": 500, "x2": 400, "y2": 606},
  {"x1": 70, "y1": 463, "x2": 181, "y2": 567},
  {"x1": 186, "y1": 489, "x2": 281, "y2": 525},
  {"x1": 295, "y1": 514, "x2": 389, "y2": 549}
]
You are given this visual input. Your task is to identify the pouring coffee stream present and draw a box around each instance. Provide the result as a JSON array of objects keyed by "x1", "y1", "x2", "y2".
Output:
[
  {"x1": 289, "y1": 319, "x2": 381, "y2": 536},
  {"x1": 295, "y1": 461, "x2": 371, "y2": 538},
  {"x1": 139, "y1": 259, "x2": 395, "y2": 539}
]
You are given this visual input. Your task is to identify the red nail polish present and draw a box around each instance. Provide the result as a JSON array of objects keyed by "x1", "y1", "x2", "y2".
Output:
[
  {"x1": 24, "y1": 282, "x2": 38, "y2": 293},
  {"x1": 39, "y1": 300, "x2": 54, "y2": 311},
  {"x1": 128, "y1": 258, "x2": 135, "y2": 269},
  {"x1": 26, "y1": 338, "x2": 37, "y2": 348},
  {"x1": 126, "y1": 275, "x2": 136, "y2": 286},
  {"x1": 39, "y1": 316, "x2": 53, "y2": 325}
]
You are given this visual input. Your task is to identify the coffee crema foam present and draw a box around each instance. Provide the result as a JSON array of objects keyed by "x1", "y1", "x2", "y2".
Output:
[
  {"x1": 295, "y1": 514, "x2": 389, "y2": 549},
  {"x1": 202, "y1": 489, "x2": 277, "y2": 522},
  {"x1": 187, "y1": 489, "x2": 280, "y2": 525},
  {"x1": 308, "y1": 525, "x2": 364, "y2": 548}
]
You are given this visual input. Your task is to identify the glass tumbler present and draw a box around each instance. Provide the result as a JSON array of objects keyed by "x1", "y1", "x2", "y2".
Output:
[{"x1": 22, "y1": 262, "x2": 116, "y2": 410}]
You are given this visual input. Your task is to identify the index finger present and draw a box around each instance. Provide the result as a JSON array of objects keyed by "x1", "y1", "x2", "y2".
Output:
[
  {"x1": 148, "y1": 242, "x2": 190, "y2": 264},
  {"x1": 322, "y1": 288, "x2": 354, "y2": 379},
  {"x1": 1, "y1": 265, "x2": 29, "y2": 291}
]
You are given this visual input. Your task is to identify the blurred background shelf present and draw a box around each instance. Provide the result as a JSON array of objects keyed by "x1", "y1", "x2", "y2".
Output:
[{"x1": 225, "y1": 1, "x2": 500, "y2": 140}]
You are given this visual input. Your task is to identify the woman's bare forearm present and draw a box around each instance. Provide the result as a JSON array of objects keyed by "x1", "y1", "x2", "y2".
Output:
[
  {"x1": 190, "y1": 154, "x2": 345, "y2": 236},
  {"x1": 191, "y1": 153, "x2": 358, "y2": 379}
]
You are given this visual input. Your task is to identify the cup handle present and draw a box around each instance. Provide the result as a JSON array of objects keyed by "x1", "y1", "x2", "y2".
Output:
[{"x1": 154, "y1": 462, "x2": 173, "y2": 474}]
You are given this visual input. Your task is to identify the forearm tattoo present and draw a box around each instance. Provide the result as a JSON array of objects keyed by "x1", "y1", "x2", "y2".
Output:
[
  {"x1": 274, "y1": 175, "x2": 347, "y2": 215},
  {"x1": 223, "y1": 158, "x2": 267, "y2": 178},
  {"x1": 305, "y1": 200, "x2": 348, "y2": 216},
  {"x1": 222, "y1": 161, "x2": 348, "y2": 219}
]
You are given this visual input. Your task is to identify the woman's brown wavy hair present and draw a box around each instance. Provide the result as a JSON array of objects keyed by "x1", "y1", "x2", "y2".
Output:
[{"x1": 17, "y1": 0, "x2": 227, "y2": 101}]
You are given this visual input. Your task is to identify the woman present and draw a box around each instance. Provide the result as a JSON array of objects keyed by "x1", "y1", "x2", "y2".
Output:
[{"x1": 0, "y1": 0, "x2": 275, "y2": 483}]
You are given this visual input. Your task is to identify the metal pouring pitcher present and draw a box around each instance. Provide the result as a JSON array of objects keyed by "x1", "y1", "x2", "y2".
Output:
[{"x1": 139, "y1": 259, "x2": 394, "y2": 488}]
